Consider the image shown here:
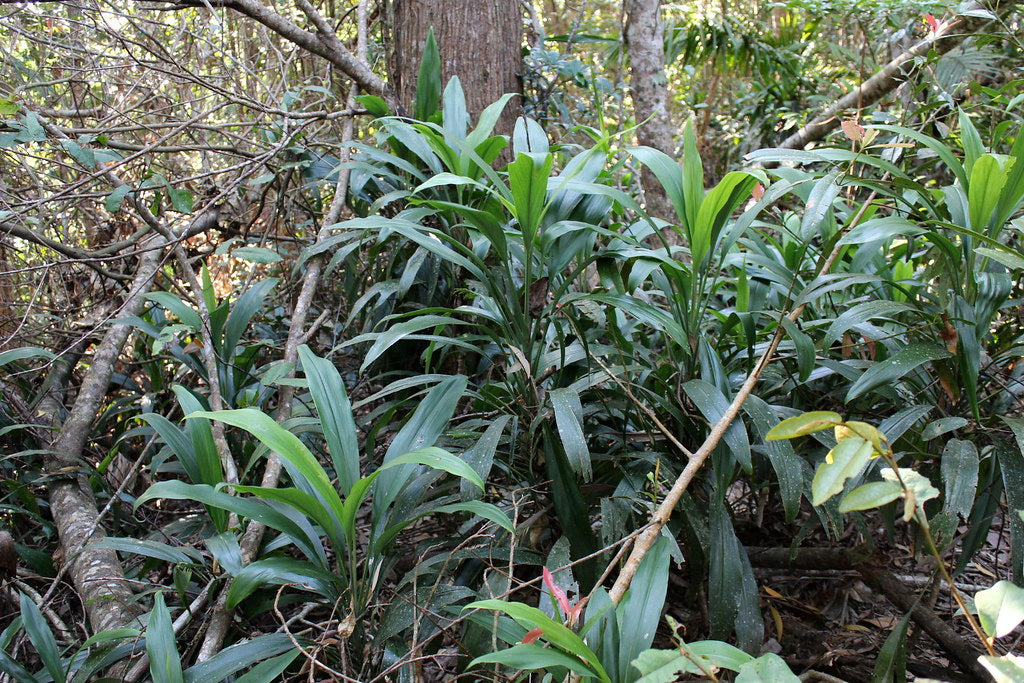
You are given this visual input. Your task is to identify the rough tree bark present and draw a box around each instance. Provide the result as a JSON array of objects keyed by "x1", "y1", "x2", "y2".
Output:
[
  {"x1": 38, "y1": 237, "x2": 167, "y2": 634},
  {"x1": 624, "y1": 0, "x2": 676, "y2": 222},
  {"x1": 388, "y1": 0, "x2": 523, "y2": 132}
]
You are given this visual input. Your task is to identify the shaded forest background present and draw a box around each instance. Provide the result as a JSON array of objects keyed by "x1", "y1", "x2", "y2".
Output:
[{"x1": 1, "y1": 0, "x2": 1024, "y2": 681}]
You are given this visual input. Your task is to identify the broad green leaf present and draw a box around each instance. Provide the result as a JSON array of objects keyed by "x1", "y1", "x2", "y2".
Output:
[
  {"x1": 182, "y1": 634, "x2": 298, "y2": 683},
  {"x1": 460, "y1": 415, "x2": 511, "y2": 501},
  {"x1": 692, "y1": 171, "x2": 757, "y2": 268},
  {"x1": 106, "y1": 185, "x2": 131, "y2": 212},
  {"x1": 413, "y1": 28, "x2": 441, "y2": 120},
  {"x1": 145, "y1": 292, "x2": 202, "y2": 330},
  {"x1": 975, "y1": 246, "x2": 1024, "y2": 272},
  {"x1": 743, "y1": 396, "x2": 803, "y2": 522},
  {"x1": 223, "y1": 278, "x2": 276, "y2": 360},
  {"x1": 466, "y1": 600, "x2": 609, "y2": 681},
  {"x1": 147, "y1": 592, "x2": 183, "y2": 683},
  {"x1": 812, "y1": 437, "x2": 873, "y2": 505},
  {"x1": 735, "y1": 653, "x2": 799, "y2": 682},
  {"x1": 233, "y1": 651, "x2": 301, "y2": 683},
  {"x1": 20, "y1": 592, "x2": 64, "y2": 683},
  {"x1": 187, "y1": 408, "x2": 346, "y2": 528},
  {"x1": 800, "y1": 171, "x2": 841, "y2": 241},
  {"x1": 871, "y1": 610, "x2": 911, "y2": 683},
  {"x1": 968, "y1": 154, "x2": 1007, "y2": 232},
  {"x1": 684, "y1": 379, "x2": 750, "y2": 471},
  {"x1": 433, "y1": 501, "x2": 514, "y2": 533},
  {"x1": 381, "y1": 446, "x2": 484, "y2": 491},
  {"x1": 779, "y1": 317, "x2": 815, "y2": 382},
  {"x1": 299, "y1": 345, "x2": 360, "y2": 495},
  {"x1": 549, "y1": 387, "x2": 591, "y2": 480},
  {"x1": 688, "y1": 640, "x2": 755, "y2": 670},
  {"x1": 632, "y1": 649, "x2": 713, "y2": 681},
  {"x1": 921, "y1": 417, "x2": 969, "y2": 440},
  {"x1": 839, "y1": 481, "x2": 902, "y2": 513},
  {"x1": 976, "y1": 581, "x2": 1024, "y2": 638},
  {"x1": 881, "y1": 467, "x2": 938, "y2": 522},
  {"x1": 231, "y1": 247, "x2": 282, "y2": 263},
  {"x1": 766, "y1": 411, "x2": 843, "y2": 440},
  {"x1": 93, "y1": 537, "x2": 203, "y2": 565},
  {"x1": 845, "y1": 344, "x2": 950, "y2": 402},
  {"x1": 441, "y1": 75, "x2": 468, "y2": 139},
  {"x1": 470, "y1": 643, "x2": 600, "y2": 678},
  {"x1": 225, "y1": 557, "x2": 339, "y2": 608},
  {"x1": 0, "y1": 346, "x2": 53, "y2": 366},
  {"x1": 136, "y1": 481, "x2": 327, "y2": 565},
  {"x1": 838, "y1": 216, "x2": 926, "y2": 245},
  {"x1": 980, "y1": 654, "x2": 1024, "y2": 683},
  {"x1": 353, "y1": 315, "x2": 472, "y2": 372},
  {"x1": 508, "y1": 151, "x2": 553, "y2": 238},
  {"x1": 942, "y1": 440, "x2": 979, "y2": 521},
  {"x1": 617, "y1": 536, "x2": 671, "y2": 681},
  {"x1": 626, "y1": 145, "x2": 685, "y2": 224}
]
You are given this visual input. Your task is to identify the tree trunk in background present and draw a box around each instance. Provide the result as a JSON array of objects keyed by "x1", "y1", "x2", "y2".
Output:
[
  {"x1": 389, "y1": 0, "x2": 523, "y2": 134},
  {"x1": 625, "y1": 0, "x2": 676, "y2": 223}
]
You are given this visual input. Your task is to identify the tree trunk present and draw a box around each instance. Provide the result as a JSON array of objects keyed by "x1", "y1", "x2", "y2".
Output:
[
  {"x1": 625, "y1": 0, "x2": 676, "y2": 223},
  {"x1": 389, "y1": 0, "x2": 522, "y2": 133}
]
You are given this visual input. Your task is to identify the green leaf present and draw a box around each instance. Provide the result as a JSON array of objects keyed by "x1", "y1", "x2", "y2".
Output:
[
  {"x1": 921, "y1": 417, "x2": 969, "y2": 440},
  {"x1": 433, "y1": 501, "x2": 514, "y2": 533},
  {"x1": 182, "y1": 634, "x2": 298, "y2": 683},
  {"x1": 92, "y1": 537, "x2": 203, "y2": 565},
  {"x1": 145, "y1": 292, "x2": 202, "y2": 330},
  {"x1": 20, "y1": 592, "x2": 64, "y2": 683},
  {"x1": 460, "y1": 415, "x2": 511, "y2": 501},
  {"x1": 881, "y1": 467, "x2": 938, "y2": 522},
  {"x1": 684, "y1": 379, "x2": 750, "y2": 471},
  {"x1": 0, "y1": 99, "x2": 19, "y2": 115},
  {"x1": 975, "y1": 246, "x2": 1024, "y2": 272},
  {"x1": 466, "y1": 600, "x2": 609, "y2": 681},
  {"x1": 355, "y1": 94, "x2": 389, "y2": 117},
  {"x1": 231, "y1": 247, "x2": 282, "y2": 263},
  {"x1": 628, "y1": 146, "x2": 685, "y2": 224},
  {"x1": 979, "y1": 654, "x2": 1024, "y2": 683},
  {"x1": 968, "y1": 154, "x2": 1007, "y2": 232},
  {"x1": 801, "y1": 171, "x2": 841, "y2": 241},
  {"x1": 765, "y1": 411, "x2": 843, "y2": 440},
  {"x1": 299, "y1": 345, "x2": 360, "y2": 495},
  {"x1": 223, "y1": 278, "x2": 276, "y2": 360},
  {"x1": 413, "y1": 28, "x2": 441, "y2": 120},
  {"x1": 736, "y1": 653, "x2": 799, "y2": 682},
  {"x1": 470, "y1": 643, "x2": 599, "y2": 678},
  {"x1": 225, "y1": 557, "x2": 338, "y2": 608},
  {"x1": 779, "y1": 317, "x2": 815, "y2": 382},
  {"x1": 941, "y1": 439, "x2": 979, "y2": 521},
  {"x1": 617, "y1": 536, "x2": 671, "y2": 681},
  {"x1": 187, "y1": 408, "x2": 346, "y2": 530},
  {"x1": 631, "y1": 649, "x2": 712, "y2": 681},
  {"x1": 381, "y1": 446, "x2": 483, "y2": 491},
  {"x1": 0, "y1": 346, "x2": 54, "y2": 367},
  {"x1": 812, "y1": 437, "x2": 873, "y2": 506},
  {"x1": 845, "y1": 344, "x2": 950, "y2": 402},
  {"x1": 839, "y1": 481, "x2": 903, "y2": 513},
  {"x1": 136, "y1": 481, "x2": 327, "y2": 566},
  {"x1": 692, "y1": 171, "x2": 757, "y2": 267},
  {"x1": 549, "y1": 387, "x2": 591, "y2": 481},
  {"x1": 508, "y1": 151, "x2": 554, "y2": 238},
  {"x1": 871, "y1": 610, "x2": 911, "y2": 683},
  {"x1": 976, "y1": 581, "x2": 1024, "y2": 638},
  {"x1": 168, "y1": 187, "x2": 193, "y2": 214},
  {"x1": 147, "y1": 592, "x2": 184, "y2": 683},
  {"x1": 441, "y1": 76, "x2": 468, "y2": 139},
  {"x1": 233, "y1": 651, "x2": 301, "y2": 683}
]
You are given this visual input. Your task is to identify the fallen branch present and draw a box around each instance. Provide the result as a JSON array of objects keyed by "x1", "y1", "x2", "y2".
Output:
[
  {"x1": 605, "y1": 190, "x2": 878, "y2": 605},
  {"x1": 778, "y1": 1, "x2": 1009, "y2": 150}
]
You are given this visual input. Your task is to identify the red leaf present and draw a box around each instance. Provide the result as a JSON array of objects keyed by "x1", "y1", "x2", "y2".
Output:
[
  {"x1": 841, "y1": 119, "x2": 865, "y2": 142},
  {"x1": 752, "y1": 182, "x2": 765, "y2": 201},
  {"x1": 542, "y1": 567, "x2": 571, "y2": 616},
  {"x1": 924, "y1": 13, "x2": 939, "y2": 32},
  {"x1": 522, "y1": 627, "x2": 544, "y2": 644}
]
